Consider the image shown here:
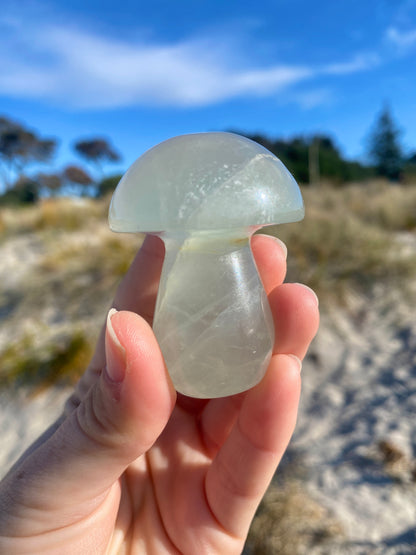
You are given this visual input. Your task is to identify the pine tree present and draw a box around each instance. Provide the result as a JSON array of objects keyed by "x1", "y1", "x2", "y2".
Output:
[{"x1": 368, "y1": 105, "x2": 403, "y2": 181}]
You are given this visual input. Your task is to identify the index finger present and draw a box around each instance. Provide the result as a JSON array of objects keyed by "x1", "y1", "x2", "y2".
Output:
[
  {"x1": 113, "y1": 233, "x2": 165, "y2": 323},
  {"x1": 87, "y1": 234, "x2": 165, "y2": 373}
]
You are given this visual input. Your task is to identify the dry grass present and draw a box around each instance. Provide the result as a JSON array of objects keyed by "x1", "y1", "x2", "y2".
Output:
[
  {"x1": 338, "y1": 180, "x2": 416, "y2": 231},
  {"x1": 265, "y1": 181, "x2": 416, "y2": 306},
  {"x1": 39, "y1": 229, "x2": 140, "y2": 281},
  {"x1": 0, "y1": 328, "x2": 93, "y2": 392},
  {"x1": 34, "y1": 197, "x2": 107, "y2": 231},
  {"x1": 0, "y1": 195, "x2": 140, "y2": 392},
  {"x1": 245, "y1": 481, "x2": 344, "y2": 554},
  {"x1": 1, "y1": 182, "x2": 416, "y2": 391},
  {"x1": 1, "y1": 185, "x2": 415, "y2": 549},
  {"x1": 0, "y1": 195, "x2": 110, "y2": 237}
]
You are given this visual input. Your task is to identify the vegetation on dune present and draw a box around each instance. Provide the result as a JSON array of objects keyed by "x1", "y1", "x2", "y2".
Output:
[
  {"x1": 0, "y1": 194, "x2": 141, "y2": 392},
  {"x1": 267, "y1": 183, "x2": 416, "y2": 305},
  {"x1": 0, "y1": 329, "x2": 93, "y2": 392},
  {"x1": 0, "y1": 175, "x2": 415, "y2": 553},
  {"x1": 0, "y1": 182, "x2": 415, "y2": 392},
  {"x1": 246, "y1": 480, "x2": 344, "y2": 554}
]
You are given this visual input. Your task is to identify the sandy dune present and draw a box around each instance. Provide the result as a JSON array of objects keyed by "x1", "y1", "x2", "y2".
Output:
[{"x1": 0, "y1": 216, "x2": 415, "y2": 552}]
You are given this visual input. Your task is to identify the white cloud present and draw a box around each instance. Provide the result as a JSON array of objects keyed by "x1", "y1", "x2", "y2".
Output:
[
  {"x1": 0, "y1": 12, "x2": 377, "y2": 110},
  {"x1": 292, "y1": 89, "x2": 334, "y2": 110},
  {"x1": 0, "y1": 19, "x2": 313, "y2": 108},
  {"x1": 323, "y1": 53, "x2": 380, "y2": 75},
  {"x1": 386, "y1": 26, "x2": 416, "y2": 51}
]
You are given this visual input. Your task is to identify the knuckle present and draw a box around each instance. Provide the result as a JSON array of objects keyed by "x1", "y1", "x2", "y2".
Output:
[{"x1": 74, "y1": 383, "x2": 130, "y2": 454}]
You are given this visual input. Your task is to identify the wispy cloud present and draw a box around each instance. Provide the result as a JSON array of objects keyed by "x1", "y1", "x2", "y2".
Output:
[
  {"x1": 323, "y1": 53, "x2": 380, "y2": 75},
  {"x1": 386, "y1": 26, "x2": 416, "y2": 51},
  {"x1": 292, "y1": 89, "x2": 334, "y2": 110},
  {"x1": 0, "y1": 12, "x2": 378, "y2": 110}
]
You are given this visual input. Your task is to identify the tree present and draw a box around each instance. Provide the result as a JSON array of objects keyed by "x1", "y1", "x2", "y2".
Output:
[
  {"x1": 407, "y1": 151, "x2": 416, "y2": 165},
  {"x1": 242, "y1": 132, "x2": 370, "y2": 184},
  {"x1": 37, "y1": 172, "x2": 62, "y2": 196},
  {"x1": 0, "y1": 176, "x2": 39, "y2": 206},
  {"x1": 368, "y1": 105, "x2": 403, "y2": 181},
  {"x1": 0, "y1": 117, "x2": 56, "y2": 189},
  {"x1": 96, "y1": 173, "x2": 123, "y2": 198},
  {"x1": 74, "y1": 138, "x2": 121, "y2": 177},
  {"x1": 61, "y1": 164, "x2": 94, "y2": 196}
]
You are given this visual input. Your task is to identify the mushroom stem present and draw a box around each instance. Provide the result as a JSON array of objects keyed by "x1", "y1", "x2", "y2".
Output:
[{"x1": 153, "y1": 229, "x2": 274, "y2": 398}]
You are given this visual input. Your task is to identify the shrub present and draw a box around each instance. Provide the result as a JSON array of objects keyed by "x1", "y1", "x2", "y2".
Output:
[
  {"x1": 0, "y1": 180, "x2": 39, "y2": 206},
  {"x1": 0, "y1": 330, "x2": 94, "y2": 391},
  {"x1": 96, "y1": 173, "x2": 123, "y2": 197}
]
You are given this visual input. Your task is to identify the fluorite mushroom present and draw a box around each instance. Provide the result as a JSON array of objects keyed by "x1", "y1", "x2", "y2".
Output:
[{"x1": 109, "y1": 132, "x2": 304, "y2": 398}]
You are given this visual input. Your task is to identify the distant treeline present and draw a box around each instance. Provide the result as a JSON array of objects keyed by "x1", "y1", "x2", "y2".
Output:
[
  {"x1": 1, "y1": 105, "x2": 416, "y2": 206},
  {"x1": 238, "y1": 106, "x2": 416, "y2": 185},
  {"x1": 0, "y1": 115, "x2": 122, "y2": 205},
  {"x1": 237, "y1": 132, "x2": 374, "y2": 184}
]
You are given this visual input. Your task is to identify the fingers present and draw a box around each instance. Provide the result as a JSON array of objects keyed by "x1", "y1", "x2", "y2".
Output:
[
  {"x1": 86, "y1": 233, "x2": 165, "y2": 380},
  {"x1": 1, "y1": 310, "x2": 175, "y2": 536},
  {"x1": 252, "y1": 234, "x2": 319, "y2": 360},
  {"x1": 251, "y1": 234, "x2": 287, "y2": 294},
  {"x1": 199, "y1": 280, "x2": 319, "y2": 454},
  {"x1": 270, "y1": 282, "x2": 320, "y2": 359},
  {"x1": 112, "y1": 234, "x2": 165, "y2": 322},
  {"x1": 205, "y1": 354, "x2": 302, "y2": 538},
  {"x1": 201, "y1": 270, "x2": 319, "y2": 539},
  {"x1": 64, "y1": 310, "x2": 175, "y2": 496},
  {"x1": 164, "y1": 233, "x2": 289, "y2": 417}
]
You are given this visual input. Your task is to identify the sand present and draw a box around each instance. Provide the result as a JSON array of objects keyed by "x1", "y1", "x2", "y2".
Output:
[
  {"x1": 0, "y1": 227, "x2": 415, "y2": 552},
  {"x1": 289, "y1": 291, "x2": 416, "y2": 551}
]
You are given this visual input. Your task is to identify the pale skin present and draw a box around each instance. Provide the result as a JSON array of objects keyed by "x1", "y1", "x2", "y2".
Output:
[{"x1": 0, "y1": 234, "x2": 319, "y2": 554}]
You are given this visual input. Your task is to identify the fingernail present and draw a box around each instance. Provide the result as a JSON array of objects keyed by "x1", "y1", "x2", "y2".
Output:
[
  {"x1": 105, "y1": 308, "x2": 126, "y2": 383},
  {"x1": 295, "y1": 283, "x2": 319, "y2": 306},
  {"x1": 260, "y1": 235, "x2": 287, "y2": 259},
  {"x1": 255, "y1": 234, "x2": 288, "y2": 259},
  {"x1": 288, "y1": 354, "x2": 302, "y2": 373},
  {"x1": 272, "y1": 237, "x2": 288, "y2": 259}
]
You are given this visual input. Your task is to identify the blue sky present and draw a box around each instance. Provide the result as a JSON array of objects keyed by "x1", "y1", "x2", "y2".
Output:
[{"x1": 1, "y1": 0, "x2": 416, "y2": 178}]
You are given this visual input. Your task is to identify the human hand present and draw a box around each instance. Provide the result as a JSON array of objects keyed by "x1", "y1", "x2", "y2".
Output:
[{"x1": 0, "y1": 234, "x2": 319, "y2": 554}]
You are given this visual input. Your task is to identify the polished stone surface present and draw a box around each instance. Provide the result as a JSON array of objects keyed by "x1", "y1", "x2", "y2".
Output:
[
  {"x1": 153, "y1": 231, "x2": 274, "y2": 397},
  {"x1": 109, "y1": 132, "x2": 303, "y2": 398},
  {"x1": 109, "y1": 132, "x2": 304, "y2": 233}
]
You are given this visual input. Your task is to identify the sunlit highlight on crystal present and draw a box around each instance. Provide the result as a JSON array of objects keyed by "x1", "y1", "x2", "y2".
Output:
[{"x1": 109, "y1": 132, "x2": 304, "y2": 398}]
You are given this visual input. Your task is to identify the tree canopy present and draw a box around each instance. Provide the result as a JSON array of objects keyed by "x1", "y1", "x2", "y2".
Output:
[
  {"x1": 0, "y1": 117, "x2": 57, "y2": 189},
  {"x1": 74, "y1": 138, "x2": 121, "y2": 175},
  {"x1": 240, "y1": 132, "x2": 371, "y2": 185}
]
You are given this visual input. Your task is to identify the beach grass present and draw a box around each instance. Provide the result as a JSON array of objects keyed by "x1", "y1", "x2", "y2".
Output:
[
  {"x1": 1, "y1": 181, "x2": 416, "y2": 389},
  {"x1": 1, "y1": 182, "x2": 415, "y2": 550},
  {"x1": 266, "y1": 181, "x2": 416, "y2": 306}
]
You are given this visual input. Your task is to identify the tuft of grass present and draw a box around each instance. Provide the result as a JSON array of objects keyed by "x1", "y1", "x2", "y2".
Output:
[
  {"x1": 265, "y1": 183, "x2": 416, "y2": 307},
  {"x1": 33, "y1": 197, "x2": 108, "y2": 232},
  {"x1": 343, "y1": 181, "x2": 416, "y2": 231},
  {"x1": 0, "y1": 196, "x2": 110, "y2": 237},
  {"x1": 0, "y1": 329, "x2": 94, "y2": 392},
  {"x1": 246, "y1": 481, "x2": 344, "y2": 554},
  {"x1": 2, "y1": 182, "x2": 416, "y2": 390},
  {"x1": 39, "y1": 232, "x2": 141, "y2": 281}
]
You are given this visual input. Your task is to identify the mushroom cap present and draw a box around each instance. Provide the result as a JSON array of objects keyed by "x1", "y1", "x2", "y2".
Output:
[{"x1": 109, "y1": 132, "x2": 304, "y2": 233}]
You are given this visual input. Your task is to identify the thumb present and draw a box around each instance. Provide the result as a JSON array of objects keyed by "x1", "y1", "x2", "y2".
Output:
[{"x1": 2, "y1": 310, "x2": 176, "y2": 531}]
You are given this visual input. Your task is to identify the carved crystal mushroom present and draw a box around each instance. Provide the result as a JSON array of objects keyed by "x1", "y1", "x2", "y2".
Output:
[{"x1": 109, "y1": 132, "x2": 304, "y2": 398}]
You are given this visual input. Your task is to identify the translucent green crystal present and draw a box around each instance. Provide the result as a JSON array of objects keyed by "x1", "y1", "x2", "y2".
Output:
[{"x1": 109, "y1": 132, "x2": 304, "y2": 398}]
